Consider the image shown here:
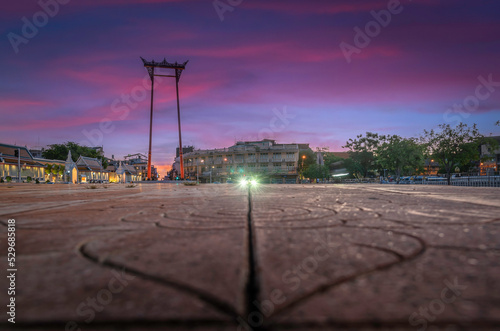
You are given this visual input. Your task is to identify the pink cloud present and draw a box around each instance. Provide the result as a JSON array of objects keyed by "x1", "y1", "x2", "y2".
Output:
[
  {"x1": 0, "y1": 98, "x2": 53, "y2": 109},
  {"x1": 241, "y1": 0, "x2": 390, "y2": 15}
]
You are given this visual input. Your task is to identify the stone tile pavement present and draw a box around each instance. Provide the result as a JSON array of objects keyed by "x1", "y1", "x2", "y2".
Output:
[{"x1": 0, "y1": 183, "x2": 499, "y2": 330}]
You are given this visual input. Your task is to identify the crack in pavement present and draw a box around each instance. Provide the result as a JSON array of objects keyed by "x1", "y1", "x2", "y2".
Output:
[
  {"x1": 243, "y1": 185, "x2": 267, "y2": 330},
  {"x1": 77, "y1": 240, "x2": 239, "y2": 320}
]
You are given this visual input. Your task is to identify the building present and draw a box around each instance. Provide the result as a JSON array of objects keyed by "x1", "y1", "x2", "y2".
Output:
[
  {"x1": 124, "y1": 153, "x2": 158, "y2": 181},
  {"x1": 183, "y1": 139, "x2": 303, "y2": 183},
  {"x1": 115, "y1": 162, "x2": 141, "y2": 183},
  {"x1": 480, "y1": 136, "x2": 500, "y2": 175},
  {"x1": 0, "y1": 143, "x2": 45, "y2": 182},
  {"x1": 34, "y1": 157, "x2": 66, "y2": 182},
  {"x1": 29, "y1": 148, "x2": 44, "y2": 158},
  {"x1": 176, "y1": 146, "x2": 194, "y2": 158},
  {"x1": 90, "y1": 146, "x2": 104, "y2": 156},
  {"x1": 76, "y1": 156, "x2": 108, "y2": 183},
  {"x1": 424, "y1": 159, "x2": 440, "y2": 176}
]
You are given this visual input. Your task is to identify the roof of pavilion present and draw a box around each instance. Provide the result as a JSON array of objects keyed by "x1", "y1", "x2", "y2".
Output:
[{"x1": 76, "y1": 156, "x2": 104, "y2": 172}]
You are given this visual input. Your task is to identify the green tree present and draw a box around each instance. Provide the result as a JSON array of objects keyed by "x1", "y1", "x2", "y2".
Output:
[
  {"x1": 44, "y1": 164, "x2": 53, "y2": 177},
  {"x1": 343, "y1": 132, "x2": 382, "y2": 178},
  {"x1": 51, "y1": 164, "x2": 60, "y2": 182},
  {"x1": 322, "y1": 154, "x2": 344, "y2": 168},
  {"x1": 303, "y1": 164, "x2": 330, "y2": 180},
  {"x1": 51, "y1": 164, "x2": 59, "y2": 175},
  {"x1": 42, "y1": 142, "x2": 108, "y2": 169},
  {"x1": 422, "y1": 123, "x2": 484, "y2": 185},
  {"x1": 376, "y1": 135, "x2": 425, "y2": 182}
]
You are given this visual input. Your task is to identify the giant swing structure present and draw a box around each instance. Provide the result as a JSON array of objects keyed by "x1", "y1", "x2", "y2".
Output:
[{"x1": 141, "y1": 57, "x2": 188, "y2": 180}]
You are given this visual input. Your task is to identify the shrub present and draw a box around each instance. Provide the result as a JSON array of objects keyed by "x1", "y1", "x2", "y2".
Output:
[
  {"x1": 6, "y1": 176, "x2": 12, "y2": 183},
  {"x1": 35, "y1": 179, "x2": 40, "y2": 184},
  {"x1": 27, "y1": 176, "x2": 32, "y2": 183},
  {"x1": 0, "y1": 178, "x2": 4, "y2": 183}
]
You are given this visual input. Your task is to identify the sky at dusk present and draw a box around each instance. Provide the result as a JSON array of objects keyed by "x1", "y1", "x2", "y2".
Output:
[{"x1": 1, "y1": 0, "x2": 500, "y2": 175}]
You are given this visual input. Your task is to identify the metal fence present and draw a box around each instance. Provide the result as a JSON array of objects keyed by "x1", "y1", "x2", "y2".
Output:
[
  {"x1": 422, "y1": 175, "x2": 500, "y2": 187},
  {"x1": 338, "y1": 175, "x2": 500, "y2": 187}
]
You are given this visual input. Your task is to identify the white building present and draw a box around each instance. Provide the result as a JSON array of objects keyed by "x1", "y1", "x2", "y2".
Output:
[{"x1": 183, "y1": 139, "x2": 304, "y2": 183}]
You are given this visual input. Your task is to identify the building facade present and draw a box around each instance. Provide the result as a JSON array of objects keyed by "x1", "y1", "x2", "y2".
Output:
[
  {"x1": 0, "y1": 143, "x2": 45, "y2": 182},
  {"x1": 76, "y1": 156, "x2": 108, "y2": 183},
  {"x1": 124, "y1": 153, "x2": 158, "y2": 181},
  {"x1": 480, "y1": 136, "x2": 500, "y2": 175},
  {"x1": 34, "y1": 157, "x2": 66, "y2": 182},
  {"x1": 183, "y1": 139, "x2": 301, "y2": 183},
  {"x1": 114, "y1": 162, "x2": 141, "y2": 183}
]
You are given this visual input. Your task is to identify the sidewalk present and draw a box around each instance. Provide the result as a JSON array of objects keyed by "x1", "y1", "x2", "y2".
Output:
[{"x1": 0, "y1": 183, "x2": 499, "y2": 330}]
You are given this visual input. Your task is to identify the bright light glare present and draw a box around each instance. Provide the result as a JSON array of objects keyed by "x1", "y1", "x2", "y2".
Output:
[{"x1": 239, "y1": 178, "x2": 259, "y2": 187}]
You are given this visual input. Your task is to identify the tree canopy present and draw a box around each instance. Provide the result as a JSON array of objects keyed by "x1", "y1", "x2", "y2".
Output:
[
  {"x1": 376, "y1": 135, "x2": 425, "y2": 182},
  {"x1": 42, "y1": 142, "x2": 108, "y2": 169},
  {"x1": 343, "y1": 132, "x2": 381, "y2": 178},
  {"x1": 303, "y1": 164, "x2": 330, "y2": 180},
  {"x1": 421, "y1": 123, "x2": 485, "y2": 184}
]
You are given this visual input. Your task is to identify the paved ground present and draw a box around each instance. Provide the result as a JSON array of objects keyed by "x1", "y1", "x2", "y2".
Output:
[{"x1": 0, "y1": 183, "x2": 499, "y2": 331}]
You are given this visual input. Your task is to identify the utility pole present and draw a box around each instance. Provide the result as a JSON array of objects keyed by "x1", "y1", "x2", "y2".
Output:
[
  {"x1": 175, "y1": 68, "x2": 185, "y2": 180},
  {"x1": 147, "y1": 67, "x2": 155, "y2": 180},
  {"x1": 17, "y1": 148, "x2": 21, "y2": 183}
]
